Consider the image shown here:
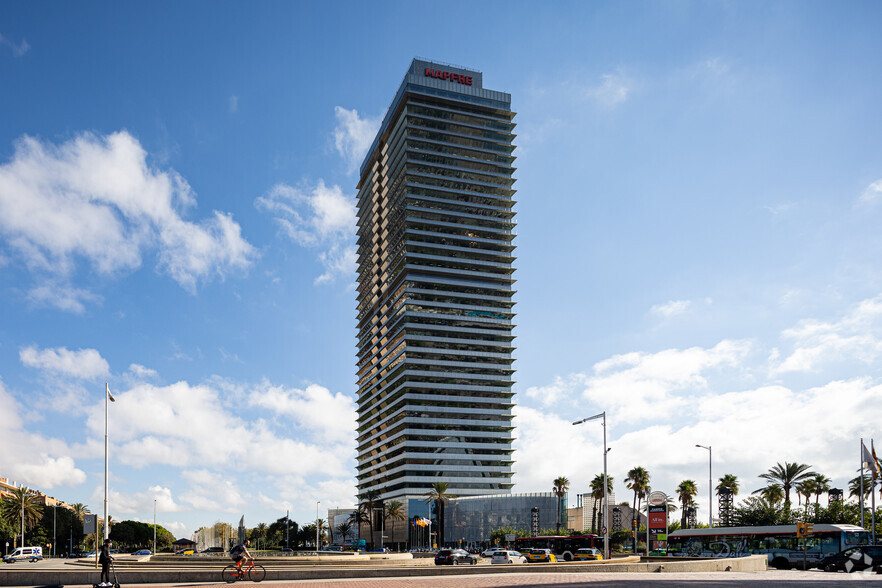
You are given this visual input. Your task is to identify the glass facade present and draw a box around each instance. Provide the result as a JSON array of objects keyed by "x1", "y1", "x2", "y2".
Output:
[
  {"x1": 355, "y1": 59, "x2": 517, "y2": 512},
  {"x1": 443, "y1": 493, "x2": 560, "y2": 544}
]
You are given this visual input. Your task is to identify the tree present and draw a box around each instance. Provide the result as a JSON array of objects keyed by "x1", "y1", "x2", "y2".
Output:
[
  {"x1": 552, "y1": 476, "x2": 569, "y2": 533},
  {"x1": 335, "y1": 520, "x2": 353, "y2": 546},
  {"x1": 850, "y1": 474, "x2": 874, "y2": 503},
  {"x1": 677, "y1": 480, "x2": 698, "y2": 529},
  {"x1": 358, "y1": 489, "x2": 381, "y2": 549},
  {"x1": 349, "y1": 502, "x2": 372, "y2": 548},
  {"x1": 716, "y1": 474, "x2": 739, "y2": 497},
  {"x1": 382, "y1": 500, "x2": 405, "y2": 545},
  {"x1": 811, "y1": 474, "x2": 831, "y2": 505},
  {"x1": 625, "y1": 467, "x2": 650, "y2": 539},
  {"x1": 1, "y1": 487, "x2": 42, "y2": 547},
  {"x1": 589, "y1": 474, "x2": 612, "y2": 534},
  {"x1": 255, "y1": 522, "x2": 268, "y2": 549},
  {"x1": 754, "y1": 483, "x2": 784, "y2": 505},
  {"x1": 758, "y1": 462, "x2": 814, "y2": 508},
  {"x1": 425, "y1": 482, "x2": 455, "y2": 547}
]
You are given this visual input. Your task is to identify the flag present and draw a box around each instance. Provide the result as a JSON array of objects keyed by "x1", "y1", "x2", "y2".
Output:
[
  {"x1": 862, "y1": 441, "x2": 878, "y2": 475},
  {"x1": 870, "y1": 439, "x2": 882, "y2": 480}
]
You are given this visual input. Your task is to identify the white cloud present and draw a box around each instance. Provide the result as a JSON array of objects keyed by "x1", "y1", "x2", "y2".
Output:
[
  {"x1": 95, "y1": 485, "x2": 184, "y2": 515},
  {"x1": 180, "y1": 470, "x2": 246, "y2": 512},
  {"x1": 26, "y1": 283, "x2": 102, "y2": 314},
  {"x1": 584, "y1": 340, "x2": 752, "y2": 421},
  {"x1": 0, "y1": 379, "x2": 86, "y2": 489},
  {"x1": 128, "y1": 363, "x2": 158, "y2": 378},
  {"x1": 859, "y1": 179, "x2": 882, "y2": 205},
  {"x1": 20, "y1": 345, "x2": 110, "y2": 380},
  {"x1": 586, "y1": 73, "x2": 630, "y2": 107},
  {"x1": 248, "y1": 381, "x2": 357, "y2": 444},
  {"x1": 255, "y1": 181, "x2": 357, "y2": 284},
  {"x1": 650, "y1": 299, "x2": 692, "y2": 317},
  {"x1": 84, "y1": 380, "x2": 352, "y2": 478},
  {"x1": 0, "y1": 33, "x2": 29, "y2": 57},
  {"x1": 774, "y1": 295, "x2": 882, "y2": 373},
  {"x1": 0, "y1": 131, "x2": 256, "y2": 309},
  {"x1": 333, "y1": 107, "x2": 381, "y2": 174}
]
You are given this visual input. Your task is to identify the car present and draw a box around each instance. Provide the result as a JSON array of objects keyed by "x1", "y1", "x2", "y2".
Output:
[
  {"x1": 481, "y1": 547, "x2": 505, "y2": 558},
  {"x1": 69, "y1": 550, "x2": 86, "y2": 559},
  {"x1": 175, "y1": 548, "x2": 197, "y2": 555},
  {"x1": 3, "y1": 546, "x2": 43, "y2": 563},
  {"x1": 573, "y1": 547, "x2": 603, "y2": 561},
  {"x1": 132, "y1": 549, "x2": 151, "y2": 556},
  {"x1": 490, "y1": 550, "x2": 527, "y2": 564},
  {"x1": 524, "y1": 548, "x2": 556, "y2": 563},
  {"x1": 202, "y1": 547, "x2": 225, "y2": 553},
  {"x1": 434, "y1": 548, "x2": 478, "y2": 565},
  {"x1": 818, "y1": 545, "x2": 882, "y2": 573}
]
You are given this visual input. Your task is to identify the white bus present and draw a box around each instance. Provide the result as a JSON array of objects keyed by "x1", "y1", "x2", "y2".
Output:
[{"x1": 667, "y1": 524, "x2": 869, "y2": 569}]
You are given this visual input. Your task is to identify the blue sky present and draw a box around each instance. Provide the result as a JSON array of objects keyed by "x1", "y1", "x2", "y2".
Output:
[{"x1": 2, "y1": 1, "x2": 882, "y2": 539}]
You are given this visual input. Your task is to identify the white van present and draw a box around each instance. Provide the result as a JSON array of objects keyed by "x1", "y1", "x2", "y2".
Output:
[{"x1": 3, "y1": 546, "x2": 43, "y2": 563}]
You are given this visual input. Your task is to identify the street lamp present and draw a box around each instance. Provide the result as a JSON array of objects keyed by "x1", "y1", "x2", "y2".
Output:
[
  {"x1": 695, "y1": 444, "x2": 712, "y2": 527},
  {"x1": 153, "y1": 499, "x2": 157, "y2": 555},
  {"x1": 104, "y1": 383, "x2": 115, "y2": 541},
  {"x1": 316, "y1": 501, "x2": 321, "y2": 551},
  {"x1": 573, "y1": 411, "x2": 609, "y2": 559}
]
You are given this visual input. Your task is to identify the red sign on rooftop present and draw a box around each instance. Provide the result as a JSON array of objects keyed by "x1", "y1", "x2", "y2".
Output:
[{"x1": 424, "y1": 68, "x2": 472, "y2": 86}]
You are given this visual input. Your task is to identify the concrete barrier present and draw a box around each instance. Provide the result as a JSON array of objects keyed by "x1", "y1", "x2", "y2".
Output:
[{"x1": 0, "y1": 555, "x2": 767, "y2": 586}]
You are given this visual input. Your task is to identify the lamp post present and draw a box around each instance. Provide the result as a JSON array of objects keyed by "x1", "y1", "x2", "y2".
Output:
[
  {"x1": 316, "y1": 501, "x2": 321, "y2": 551},
  {"x1": 286, "y1": 509, "x2": 289, "y2": 550},
  {"x1": 695, "y1": 444, "x2": 712, "y2": 527},
  {"x1": 153, "y1": 499, "x2": 157, "y2": 555},
  {"x1": 104, "y1": 383, "x2": 115, "y2": 541},
  {"x1": 53, "y1": 504, "x2": 57, "y2": 558},
  {"x1": 573, "y1": 411, "x2": 609, "y2": 559}
]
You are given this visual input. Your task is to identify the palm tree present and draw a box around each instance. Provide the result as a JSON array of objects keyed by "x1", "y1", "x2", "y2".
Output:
[
  {"x1": 811, "y1": 474, "x2": 831, "y2": 505},
  {"x1": 758, "y1": 462, "x2": 814, "y2": 507},
  {"x1": 849, "y1": 474, "x2": 874, "y2": 503},
  {"x1": 357, "y1": 489, "x2": 381, "y2": 549},
  {"x1": 316, "y1": 518, "x2": 327, "y2": 547},
  {"x1": 255, "y1": 522, "x2": 268, "y2": 549},
  {"x1": 335, "y1": 520, "x2": 353, "y2": 546},
  {"x1": 589, "y1": 474, "x2": 613, "y2": 534},
  {"x1": 677, "y1": 480, "x2": 698, "y2": 529},
  {"x1": 716, "y1": 474, "x2": 739, "y2": 497},
  {"x1": 753, "y1": 483, "x2": 784, "y2": 505},
  {"x1": 552, "y1": 476, "x2": 570, "y2": 533},
  {"x1": 350, "y1": 501, "x2": 371, "y2": 539},
  {"x1": 425, "y1": 482, "x2": 455, "y2": 547},
  {"x1": 1, "y1": 487, "x2": 41, "y2": 547},
  {"x1": 71, "y1": 503, "x2": 89, "y2": 521},
  {"x1": 625, "y1": 466, "x2": 650, "y2": 537},
  {"x1": 382, "y1": 500, "x2": 405, "y2": 547}
]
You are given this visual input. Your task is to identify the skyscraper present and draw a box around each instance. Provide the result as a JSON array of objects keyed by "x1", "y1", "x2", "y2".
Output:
[{"x1": 355, "y1": 59, "x2": 518, "y2": 519}]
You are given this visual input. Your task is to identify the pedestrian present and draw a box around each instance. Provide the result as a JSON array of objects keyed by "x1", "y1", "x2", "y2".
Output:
[{"x1": 99, "y1": 539, "x2": 113, "y2": 587}]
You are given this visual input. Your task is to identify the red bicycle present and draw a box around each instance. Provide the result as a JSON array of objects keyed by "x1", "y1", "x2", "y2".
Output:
[{"x1": 222, "y1": 559, "x2": 266, "y2": 583}]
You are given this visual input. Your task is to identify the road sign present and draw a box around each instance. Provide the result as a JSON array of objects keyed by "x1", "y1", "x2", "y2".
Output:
[{"x1": 601, "y1": 526, "x2": 607, "y2": 535}]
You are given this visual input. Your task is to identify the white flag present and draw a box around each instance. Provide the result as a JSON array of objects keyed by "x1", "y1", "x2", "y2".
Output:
[{"x1": 862, "y1": 441, "x2": 879, "y2": 475}]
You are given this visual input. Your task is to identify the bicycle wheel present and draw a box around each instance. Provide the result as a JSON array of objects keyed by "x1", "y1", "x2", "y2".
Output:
[
  {"x1": 248, "y1": 564, "x2": 266, "y2": 582},
  {"x1": 222, "y1": 565, "x2": 239, "y2": 583}
]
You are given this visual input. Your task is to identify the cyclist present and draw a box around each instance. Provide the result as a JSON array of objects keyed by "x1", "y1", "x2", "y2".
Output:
[{"x1": 230, "y1": 540, "x2": 254, "y2": 570}]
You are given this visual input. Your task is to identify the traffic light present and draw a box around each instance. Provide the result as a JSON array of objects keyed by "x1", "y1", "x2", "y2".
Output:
[
  {"x1": 796, "y1": 522, "x2": 805, "y2": 538},
  {"x1": 805, "y1": 523, "x2": 813, "y2": 536},
  {"x1": 631, "y1": 531, "x2": 635, "y2": 538}
]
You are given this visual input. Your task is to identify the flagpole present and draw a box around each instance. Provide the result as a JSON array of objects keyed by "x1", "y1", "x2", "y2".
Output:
[{"x1": 861, "y1": 439, "x2": 866, "y2": 531}]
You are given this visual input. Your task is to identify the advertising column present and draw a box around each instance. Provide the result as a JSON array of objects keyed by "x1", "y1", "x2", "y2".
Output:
[{"x1": 646, "y1": 491, "x2": 668, "y2": 553}]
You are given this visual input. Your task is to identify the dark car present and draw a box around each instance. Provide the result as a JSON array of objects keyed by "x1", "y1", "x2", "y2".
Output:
[
  {"x1": 819, "y1": 545, "x2": 882, "y2": 573},
  {"x1": 203, "y1": 547, "x2": 225, "y2": 553},
  {"x1": 69, "y1": 550, "x2": 86, "y2": 559},
  {"x1": 434, "y1": 548, "x2": 478, "y2": 565}
]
